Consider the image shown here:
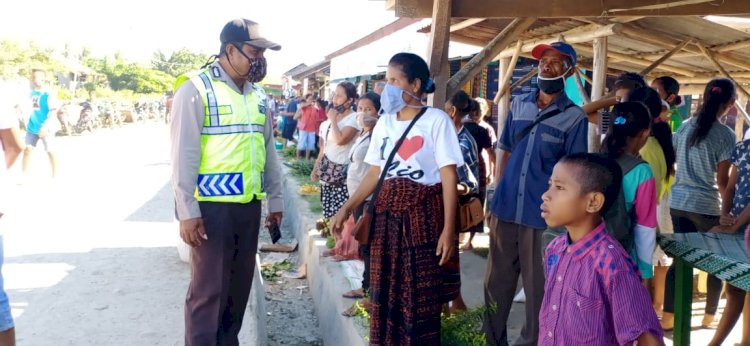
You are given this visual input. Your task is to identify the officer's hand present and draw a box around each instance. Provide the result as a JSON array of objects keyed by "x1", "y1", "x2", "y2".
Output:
[
  {"x1": 266, "y1": 212, "x2": 283, "y2": 228},
  {"x1": 180, "y1": 218, "x2": 207, "y2": 247}
]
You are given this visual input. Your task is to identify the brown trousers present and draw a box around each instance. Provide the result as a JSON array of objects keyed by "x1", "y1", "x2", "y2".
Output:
[
  {"x1": 185, "y1": 201, "x2": 262, "y2": 346},
  {"x1": 483, "y1": 217, "x2": 545, "y2": 346}
]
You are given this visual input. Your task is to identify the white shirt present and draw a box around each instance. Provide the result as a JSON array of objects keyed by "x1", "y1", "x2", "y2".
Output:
[
  {"x1": 347, "y1": 133, "x2": 371, "y2": 196},
  {"x1": 365, "y1": 107, "x2": 464, "y2": 185},
  {"x1": 319, "y1": 112, "x2": 360, "y2": 164}
]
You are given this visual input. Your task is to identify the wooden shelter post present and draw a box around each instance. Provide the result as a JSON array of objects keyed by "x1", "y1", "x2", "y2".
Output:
[
  {"x1": 426, "y1": 0, "x2": 451, "y2": 107},
  {"x1": 589, "y1": 37, "x2": 608, "y2": 152},
  {"x1": 736, "y1": 96, "x2": 747, "y2": 140},
  {"x1": 493, "y1": 40, "x2": 523, "y2": 104},
  {"x1": 496, "y1": 57, "x2": 512, "y2": 140}
]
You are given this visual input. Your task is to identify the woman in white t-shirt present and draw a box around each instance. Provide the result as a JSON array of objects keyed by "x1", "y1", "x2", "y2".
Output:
[
  {"x1": 311, "y1": 81, "x2": 360, "y2": 220},
  {"x1": 340, "y1": 92, "x2": 381, "y2": 307},
  {"x1": 331, "y1": 53, "x2": 464, "y2": 344}
]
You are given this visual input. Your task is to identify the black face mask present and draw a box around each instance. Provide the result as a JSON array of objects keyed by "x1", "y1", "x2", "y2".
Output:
[
  {"x1": 537, "y1": 74, "x2": 566, "y2": 94},
  {"x1": 334, "y1": 100, "x2": 350, "y2": 113}
]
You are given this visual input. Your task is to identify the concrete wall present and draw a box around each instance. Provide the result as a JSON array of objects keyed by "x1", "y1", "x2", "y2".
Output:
[{"x1": 281, "y1": 167, "x2": 368, "y2": 346}]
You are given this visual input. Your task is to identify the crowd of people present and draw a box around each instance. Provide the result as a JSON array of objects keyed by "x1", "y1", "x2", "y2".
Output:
[
  {"x1": 288, "y1": 41, "x2": 750, "y2": 345},
  {"x1": 3, "y1": 16, "x2": 749, "y2": 346}
]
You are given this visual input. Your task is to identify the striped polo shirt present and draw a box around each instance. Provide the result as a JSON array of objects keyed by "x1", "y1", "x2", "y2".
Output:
[{"x1": 540, "y1": 222, "x2": 663, "y2": 345}]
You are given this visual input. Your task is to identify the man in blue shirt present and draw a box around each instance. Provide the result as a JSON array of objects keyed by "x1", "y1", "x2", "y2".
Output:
[
  {"x1": 23, "y1": 69, "x2": 60, "y2": 179},
  {"x1": 483, "y1": 42, "x2": 589, "y2": 346},
  {"x1": 281, "y1": 95, "x2": 298, "y2": 148}
]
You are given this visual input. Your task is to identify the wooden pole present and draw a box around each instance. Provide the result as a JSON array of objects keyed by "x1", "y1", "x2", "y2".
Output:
[
  {"x1": 736, "y1": 95, "x2": 749, "y2": 141},
  {"x1": 590, "y1": 37, "x2": 608, "y2": 152},
  {"x1": 496, "y1": 57, "x2": 512, "y2": 142},
  {"x1": 576, "y1": 67, "x2": 593, "y2": 85},
  {"x1": 736, "y1": 99, "x2": 746, "y2": 141},
  {"x1": 639, "y1": 39, "x2": 692, "y2": 76},
  {"x1": 426, "y1": 0, "x2": 451, "y2": 107},
  {"x1": 446, "y1": 17, "x2": 536, "y2": 100},
  {"x1": 509, "y1": 69, "x2": 536, "y2": 92},
  {"x1": 574, "y1": 69, "x2": 591, "y2": 103},
  {"x1": 492, "y1": 40, "x2": 523, "y2": 104}
]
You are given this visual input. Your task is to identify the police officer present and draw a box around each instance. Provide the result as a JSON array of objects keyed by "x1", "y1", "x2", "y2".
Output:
[{"x1": 170, "y1": 18, "x2": 283, "y2": 345}]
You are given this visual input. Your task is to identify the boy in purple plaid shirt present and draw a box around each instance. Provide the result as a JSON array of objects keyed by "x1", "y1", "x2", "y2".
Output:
[{"x1": 538, "y1": 153, "x2": 663, "y2": 345}]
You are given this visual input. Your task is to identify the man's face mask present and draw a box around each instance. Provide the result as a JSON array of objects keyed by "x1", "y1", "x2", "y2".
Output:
[
  {"x1": 537, "y1": 67, "x2": 570, "y2": 95},
  {"x1": 233, "y1": 43, "x2": 267, "y2": 83}
]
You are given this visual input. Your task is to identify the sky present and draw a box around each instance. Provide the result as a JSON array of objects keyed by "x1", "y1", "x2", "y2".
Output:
[{"x1": 0, "y1": 0, "x2": 400, "y2": 81}]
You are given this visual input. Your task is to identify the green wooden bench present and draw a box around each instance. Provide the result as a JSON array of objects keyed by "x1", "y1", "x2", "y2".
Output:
[{"x1": 658, "y1": 233, "x2": 750, "y2": 345}]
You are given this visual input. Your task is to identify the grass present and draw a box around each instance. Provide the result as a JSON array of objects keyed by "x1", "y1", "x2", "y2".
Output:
[
  {"x1": 326, "y1": 236, "x2": 336, "y2": 249},
  {"x1": 260, "y1": 259, "x2": 294, "y2": 281},
  {"x1": 349, "y1": 302, "x2": 495, "y2": 345},
  {"x1": 441, "y1": 305, "x2": 497, "y2": 346},
  {"x1": 285, "y1": 157, "x2": 322, "y2": 213}
]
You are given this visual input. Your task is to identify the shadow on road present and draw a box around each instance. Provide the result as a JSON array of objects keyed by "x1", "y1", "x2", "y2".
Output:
[{"x1": 7, "y1": 247, "x2": 188, "y2": 345}]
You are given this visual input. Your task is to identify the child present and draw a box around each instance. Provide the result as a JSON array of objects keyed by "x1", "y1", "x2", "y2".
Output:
[
  {"x1": 539, "y1": 153, "x2": 663, "y2": 345},
  {"x1": 601, "y1": 101, "x2": 658, "y2": 281}
]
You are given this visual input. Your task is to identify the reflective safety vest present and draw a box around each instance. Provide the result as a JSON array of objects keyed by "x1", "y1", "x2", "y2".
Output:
[{"x1": 175, "y1": 66, "x2": 267, "y2": 203}]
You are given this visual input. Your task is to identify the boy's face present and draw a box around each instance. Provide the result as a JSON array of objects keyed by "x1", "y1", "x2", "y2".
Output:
[{"x1": 541, "y1": 162, "x2": 602, "y2": 228}]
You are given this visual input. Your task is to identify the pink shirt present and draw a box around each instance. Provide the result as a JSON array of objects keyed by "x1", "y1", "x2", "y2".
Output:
[{"x1": 540, "y1": 222, "x2": 663, "y2": 345}]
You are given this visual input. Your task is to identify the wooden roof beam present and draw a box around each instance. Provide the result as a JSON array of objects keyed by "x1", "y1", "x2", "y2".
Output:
[
  {"x1": 496, "y1": 24, "x2": 624, "y2": 59},
  {"x1": 394, "y1": 0, "x2": 750, "y2": 18},
  {"x1": 450, "y1": 18, "x2": 486, "y2": 32},
  {"x1": 446, "y1": 17, "x2": 537, "y2": 99},
  {"x1": 639, "y1": 39, "x2": 750, "y2": 60},
  {"x1": 639, "y1": 38, "x2": 693, "y2": 76},
  {"x1": 573, "y1": 44, "x2": 697, "y2": 76},
  {"x1": 697, "y1": 43, "x2": 750, "y2": 101},
  {"x1": 620, "y1": 25, "x2": 750, "y2": 71}
]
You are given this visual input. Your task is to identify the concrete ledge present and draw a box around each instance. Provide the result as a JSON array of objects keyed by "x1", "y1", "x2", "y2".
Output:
[{"x1": 281, "y1": 166, "x2": 367, "y2": 346}]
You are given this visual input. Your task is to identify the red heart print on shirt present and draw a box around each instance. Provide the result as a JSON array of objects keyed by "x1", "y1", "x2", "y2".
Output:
[{"x1": 397, "y1": 135, "x2": 424, "y2": 161}]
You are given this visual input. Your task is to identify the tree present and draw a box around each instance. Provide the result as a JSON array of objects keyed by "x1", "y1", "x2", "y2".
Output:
[{"x1": 151, "y1": 48, "x2": 210, "y2": 77}]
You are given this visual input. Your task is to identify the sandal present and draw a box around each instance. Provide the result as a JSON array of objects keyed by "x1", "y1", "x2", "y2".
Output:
[
  {"x1": 342, "y1": 304, "x2": 359, "y2": 317},
  {"x1": 343, "y1": 289, "x2": 365, "y2": 299}
]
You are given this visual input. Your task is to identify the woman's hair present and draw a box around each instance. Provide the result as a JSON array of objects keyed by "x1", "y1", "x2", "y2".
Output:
[
  {"x1": 338, "y1": 81, "x2": 358, "y2": 101},
  {"x1": 388, "y1": 53, "x2": 435, "y2": 94},
  {"x1": 359, "y1": 92, "x2": 381, "y2": 112},
  {"x1": 689, "y1": 78, "x2": 736, "y2": 147},
  {"x1": 560, "y1": 153, "x2": 623, "y2": 216},
  {"x1": 614, "y1": 72, "x2": 647, "y2": 92},
  {"x1": 448, "y1": 90, "x2": 471, "y2": 115},
  {"x1": 653, "y1": 76, "x2": 682, "y2": 106},
  {"x1": 601, "y1": 101, "x2": 652, "y2": 159},
  {"x1": 627, "y1": 87, "x2": 676, "y2": 178},
  {"x1": 475, "y1": 97, "x2": 491, "y2": 119}
]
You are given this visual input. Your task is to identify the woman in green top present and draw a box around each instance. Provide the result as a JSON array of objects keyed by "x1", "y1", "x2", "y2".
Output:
[{"x1": 652, "y1": 76, "x2": 683, "y2": 132}]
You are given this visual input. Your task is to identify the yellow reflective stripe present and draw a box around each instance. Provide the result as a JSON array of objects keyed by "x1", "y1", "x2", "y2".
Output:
[{"x1": 201, "y1": 124, "x2": 265, "y2": 135}]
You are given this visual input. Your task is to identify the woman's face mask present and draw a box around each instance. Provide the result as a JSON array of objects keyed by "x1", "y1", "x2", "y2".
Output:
[
  {"x1": 379, "y1": 84, "x2": 422, "y2": 115},
  {"x1": 357, "y1": 112, "x2": 378, "y2": 129}
]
